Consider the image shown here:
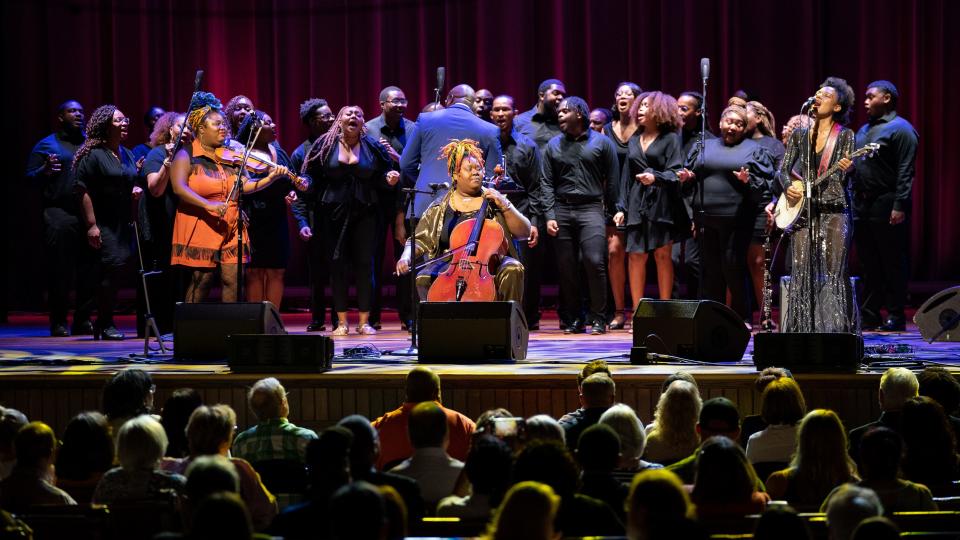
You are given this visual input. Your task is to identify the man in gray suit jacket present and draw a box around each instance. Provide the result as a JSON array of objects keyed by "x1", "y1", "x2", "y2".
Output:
[{"x1": 400, "y1": 84, "x2": 503, "y2": 219}]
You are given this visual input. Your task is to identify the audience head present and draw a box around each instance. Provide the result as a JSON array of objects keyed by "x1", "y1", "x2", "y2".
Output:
[
  {"x1": 408, "y1": 401, "x2": 447, "y2": 449},
  {"x1": 692, "y1": 436, "x2": 759, "y2": 504},
  {"x1": 577, "y1": 359, "x2": 612, "y2": 389},
  {"x1": 599, "y1": 403, "x2": 646, "y2": 469},
  {"x1": 377, "y1": 484, "x2": 407, "y2": 540},
  {"x1": 477, "y1": 408, "x2": 513, "y2": 428},
  {"x1": 328, "y1": 481, "x2": 387, "y2": 540},
  {"x1": 760, "y1": 377, "x2": 807, "y2": 426},
  {"x1": 513, "y1": 440, "x2": 579, "y2": 498},
  {"x1": 879, "y1": 367, "x2": 919, "y2": 411},
  {"x1": 117, "y1": 415, "x2": 168, "y2": 471},
  {"x1": 851, "y1": 516, "x2": 899, "y2": 540},
  {"x1": 792, "y1": 410, "x2": 856, "y2": 502},
  {"x1": 661, "y1": 370, "x2": 698, "y2": 394},
  {"x1": 14, "y1": 421, "x2": 57, "y2": 470},
  {"x1": 918, "y1": 366, "x2": 960, "y2": 416},
  {"x1": 626, "y1": 469, "x2": 694, "y2": 540},
  {"x1": 464, "y1": 435, "x2": 513, "y2": 503},
  {"x1": 652, "y1": 380, "x2": 702, "y2": 446},
  {"x1": 754, "y1": 367, "x2": 793, "y2": 393},
  {"x1": 405, "y1": 367, "x2": 441, "y2": 403},
  {"x1": 306, "y1": 426, "x2": 353, "y2": 492},
  {"x1": 824, "y1": 484, "x2": 883, "y2": 540},
  {"x1": 864, "y1": 80, "x2": 899, "y2": 117},
  {"x1": 488, "y1": 481, "x2": 561, "y2": 540},
  {"x1": 102, "y1": 368, "x2": 155, "y2": 421},
  {"x1": 900, "y1": 395, "x2": 959, "y2": 484},
  {"x1": 337, "y1": 414, "x2": 378, "y2": 475},
  {"x1": 697, "y1": 397, "x2": 741, "y2": 441},
  {"x1": 576, "y1": 423, "x2": 620, "y2": 472},
  {"x1": 161, "y1": 388, "x2": 203, "y2": 458},
  {"x1": 858, "y1": 427, "x2": 902, "y2": 481},
  {"x1": 524, "y1": 414, "x2": 565, "y2": 446},
  {"x1": 753, "y1": 504, "x2": 812, "y2": 540},
  {"x1": 185, "y1": 454, "x2": 240, "y2": 502},
  {"x1": 580, "y1": 373, "x2": 616, "y2": 409},
  {"x1": 188, "y1": 491, "x2": 253, "y2": 540},
  {"x1": 247, "y1": 377, "x2": 289, "y2": 422},
  {"x1": 186, "y1": 404, "x2": 236, "y2": 457},
  {"x1": 55, "y1": 411, "x2": 113, "y2": 481},
  {"x1": 0, "y1": 407, "x2": 27, "y2": 459}
]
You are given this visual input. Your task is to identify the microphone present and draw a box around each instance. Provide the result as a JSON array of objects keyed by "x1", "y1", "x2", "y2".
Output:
[
  {"x1": 194, "y1": 70, "x2": 204, "y2": 91},
  {"x1": 802, "y1": 96, "x2": 816, "y2": 109},
  {"x1": 700, "y1": 58, "x2": 710, "y2": 80},
  {"x1": 428, "y1": 182, "x2": 450, "y2": 191},
  {"x1": 436, "y1": 67, "x2": 446, "y2": 92}
]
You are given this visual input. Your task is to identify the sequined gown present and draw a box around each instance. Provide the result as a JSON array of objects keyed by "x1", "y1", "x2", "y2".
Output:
[{"x1": 778, "y1": 126, "x2": 860, "y2": 334}]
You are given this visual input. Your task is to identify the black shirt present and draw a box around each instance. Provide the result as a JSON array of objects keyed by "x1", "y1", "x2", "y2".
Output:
[
  {"x1": 303, "y1": 136, "x2": 394, "y2": 218},
  {"x1": 73, "y1": 146, "x2": 138, "y2": 264},
  {"x1": 140, "y1": 145, "x2": 181, "y2": 247},
  {"x1": 26, "y1": 131, "x2": 85, "y2": 209},
  {"x1": 852, "y1": 111, "x2": 919, "y2": 219},
  {"x1": 684, "y1": 137, "x2": 774, "y2": 217},
  {"x1": 499, "y1": 128, "x2": 543, "y2": 217},
  {"x1": 619, "y1": 131, "x2": 688, "y2": 228},
  {"x1": 365, "y1": 114, "x2": 417, "y2": 213},
  {"x1": 540, "y1": 129, "x2": 621, "y2": 221},
  {"x1": 515, "y1": 106, "x2": 563, "y2": 150}
]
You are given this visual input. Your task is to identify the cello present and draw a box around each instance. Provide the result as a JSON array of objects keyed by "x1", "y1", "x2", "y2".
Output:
[{"x1": 426, "y1": 164, "x2": 509, "y2": 302}]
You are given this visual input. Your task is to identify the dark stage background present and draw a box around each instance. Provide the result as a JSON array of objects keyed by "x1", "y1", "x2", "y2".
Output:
[{"x1": 3, "y1": 0, "x2": 957, "y2": 312}]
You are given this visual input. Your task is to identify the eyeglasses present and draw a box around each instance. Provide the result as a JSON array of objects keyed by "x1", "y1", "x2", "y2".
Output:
[{"x1": 385, "y1": 99, "x2": 408, "y2": 105}]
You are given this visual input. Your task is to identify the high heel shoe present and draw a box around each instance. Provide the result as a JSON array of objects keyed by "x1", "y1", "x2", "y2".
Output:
[
  {"x1": 609, "y1": 313, "x2": 626, "y2": 330},
  {"x1": 93, "y1": 324, "x2": 125, "y2": 341}
]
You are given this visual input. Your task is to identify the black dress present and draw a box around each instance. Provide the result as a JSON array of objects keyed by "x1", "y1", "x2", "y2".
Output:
[
  {"x1": 619, "y1": 131, "x2": 690, "y2": 253},
  {"x1": 73, "y1": 147, "x2": 137, "y2": 266},
  {"x1": 243, "y1": 146, "x2": 296, "y2": 269},
  {"x1": 603, "y1": 122, "x2": 638, "y2": 225}
]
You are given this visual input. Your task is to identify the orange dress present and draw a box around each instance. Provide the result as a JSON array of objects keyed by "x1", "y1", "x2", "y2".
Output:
[{"x1": 171, "y1": 139, "x2": 250, "y2": 268}]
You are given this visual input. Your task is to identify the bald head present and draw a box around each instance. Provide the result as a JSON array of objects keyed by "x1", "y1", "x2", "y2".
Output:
[{"x1": 446, "y1": 84, "x2": 476, "y2": 107}]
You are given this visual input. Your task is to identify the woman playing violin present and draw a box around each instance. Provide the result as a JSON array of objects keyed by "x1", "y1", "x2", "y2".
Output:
[
  {"x1": 396, "y1": 139, "x2": 531, "y2": 304},
  {"x1": 169, "y1": 93, "x2": 291, "y2": 303}
]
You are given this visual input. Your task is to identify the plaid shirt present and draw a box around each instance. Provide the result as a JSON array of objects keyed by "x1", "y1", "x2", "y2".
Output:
[{"x1": 232, "y1": 418, "x2": 317, "y2": 464}]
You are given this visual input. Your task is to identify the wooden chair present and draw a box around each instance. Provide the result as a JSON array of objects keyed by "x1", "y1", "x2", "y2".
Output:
[{"x1": 16, "y1": 504, "x2": 109, "y2": 540}]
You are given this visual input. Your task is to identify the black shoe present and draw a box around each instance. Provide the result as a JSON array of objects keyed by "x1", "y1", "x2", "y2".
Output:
[
  {"x1": 50, "y1": 324, "x2": 69, "y2": 337},
  {"x1": 564, "y1": 321, "x2": 585, "y2": 335},
  {"x1": 590, "y1": 321, "x2": 607, "y2": 335},
  {"x1": 878, "y1": 318, "x2": 906, "y2": 332},
  {"x1": 369, "y1": 322, "x2": 382, "y2": 330},
  {"x1": 93, "y1": 325, "x2": 125, "y2": 341},
  {"x1": 306, "y1": 321, "x2": 326, "y2": 332},
  {"x1": 71, "y1": 320, "x2": 94, "y2": 336}
]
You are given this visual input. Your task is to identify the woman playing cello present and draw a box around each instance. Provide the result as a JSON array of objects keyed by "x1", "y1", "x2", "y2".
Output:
[{"x1": 396, "y1": 138, "x2": 531, "y2": 304}]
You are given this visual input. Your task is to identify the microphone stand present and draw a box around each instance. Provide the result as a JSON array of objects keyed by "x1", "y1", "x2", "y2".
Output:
[
  {"x1": 696, "y1": 70, "x2": 708, "y2": 299},
  {"x1": 231, "y1": 120, "x2": 263, "y2": 303},
  {"x1": 805, "y1": 107, "x2": 818, "y2": 331}
]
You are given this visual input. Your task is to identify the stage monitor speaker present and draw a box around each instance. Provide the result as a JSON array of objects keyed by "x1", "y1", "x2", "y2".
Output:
[
  {"x1": 417, "y1": 301, "x2": 527, "y2": 363},
  {"x1": 914, "y1": 286, "x2": 960, "y2": 342},
  {"x1": 632, "y1": 299, "x2": 749, "y2": 362},
  {"x1": 174, "y1": 302, "x2": 286, "y2": 361},
  {"x1": 227, "y1": 334, "x2": 333, "y2": 373},
  {"x1": 753, "y1": 332, "x2": 863, "y2": 373}
]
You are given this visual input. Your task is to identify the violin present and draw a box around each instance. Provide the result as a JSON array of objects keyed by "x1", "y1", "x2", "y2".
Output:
[
  {"x1": 426, "y1": 165, "x2": 508, "y2": 302},
  {"x1": 214, "y1": 146, "x2": 309, "y2": 190}
]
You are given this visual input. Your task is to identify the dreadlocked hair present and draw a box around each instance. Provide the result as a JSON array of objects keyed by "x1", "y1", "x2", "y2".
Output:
[
  {"x1": 301, "y1": 106, "x2": 367, "y2": 175},
  {"x1": 439, "y1": 138, "x2": 484, "y2": 181},
  {"x1": 224, "y1": 95, "x2": 253, "y2": 135},
  {"x1": 72, "y1": 104, "x2": 117, "y2": 172},
  {"x1": 186, "y1": 92, "x2": 223, "y2": 135},
  {"x1": 747, "y1": 101, "x2": 776, "y2": 137}
]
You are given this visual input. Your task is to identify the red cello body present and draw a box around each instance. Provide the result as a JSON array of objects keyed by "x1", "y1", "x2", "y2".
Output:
[{"x1": 427, "y1": 199, "x2": 509, "y2": 302}]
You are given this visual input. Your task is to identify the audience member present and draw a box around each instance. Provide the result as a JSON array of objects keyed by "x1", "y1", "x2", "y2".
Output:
[
  {"x1": 917, "y1": 366, "x2": 960, "y2": 437},
  {"x1": 848, "y1": 367, "x2": 918, "y2": 467},
  {"x1": 233, "y1": 377, "x2": 317, "y2": 464},
  {"x1": 181, "y1": 455, "x2": 241, "y2": 533},
  {"x1": 513, "y1": 440, "x2": 624, "y2": 536},
  {"x1": 54, "y1": 411, "x2": 114, "y2": 503},
  {"x1": 102, "y1": 368, "x2": 157, "y2": 439},
  {"x1": 741, "y1": 367, "x2": 793, "y2": 445},
  {"x1": 746, "y1": 377, "x2": 806, "y2": 465},
  {"x1": 666, "y1": 397, "x2": 743, "y2": 484},
  {"x1": 559, "y1": 373, "x2": 616, "y2": 450},
  {"x1": 753, "y1": 504, "x2": 812, "y2": 540},
  {"x1": 644, "y1": 380, "x2": 702, "y2": 465},
  {"x1": 160, "y1": 388, "x2": 204, "y2": 458},
  {"x1": 162, "y1": 404, "x2": 277, "y2": 531},
  {"x1": 524, "y1": 414, "x2": 566, "y2": 446},
  {"x1": 766, "y1": 409, "x2": 858, "y2": 510},
  {"x1": 851, "y1": 516, "x2": 900, "y2": 540},
  {"x1": 900, "y1": 395, "x2": 960, "y2": 494},
  {"x1": 824, "y1": 484, "x2": 883, "y2": 540},
  {"x1": 93, "y1": 415, "x2": 185, "y2": 505},
  {"x1": 577, "y1": 423, "x2": 628, "y2": 520},
  {"x1": 823, "y1": 427, "x2": 935, "y2": 513},
  {"x1": 377, "y1": 484, "x2": 408, "y2": 540},
  {"x1": 187, "y1": 491, "x2": 257, "y2": 540},
  {"x1": 600, "y1": 403, "x2": 662, "y2": 485},
  {"x1": 338, "y1": 414, "x2": 425, "y2": 520},
  {"x1": 0, "y1": 421, "x2": 75, "y2": 511},
  {"x1": 690, "y1": 436, "x2": 769, "y2": 520},
  {"x1": 373, "y1": 367, "x2": 475, "y2": 469},
  {"x1": 484, "y1": 481, "x2": 561, "y2": 540},
  {"x1": 0, "y1": 407, "x2": 27, "y2": 479},
  {"x1": 625, "y1": 469, "x2": 701, "y2": 540},
  {"x1": 328, "y1": 481, "x2": 387, "y2": 540},
  {"x1": 558, "y1": 361, "x2": 614, "y2": 445},
  {"x1": 659, "y1": 370, "x2": 698, "y2": 394},
  {"x1": 388, "y1": 401, "x2": 464, "y2": 509},
  {"x1": 437, "y1": 434, "x2": 513, "y2": 520}
]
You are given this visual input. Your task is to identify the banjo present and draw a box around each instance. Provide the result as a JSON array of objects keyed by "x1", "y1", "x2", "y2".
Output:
[{"x1": 774, "y1": 143, "x2": 880, "y2": 232}]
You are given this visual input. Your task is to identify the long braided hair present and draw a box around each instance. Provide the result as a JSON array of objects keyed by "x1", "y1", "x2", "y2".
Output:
[
  {"x1": 301, "y1": 105, "x2": 367, "y2": 174},
  {"x1": 439, "y1": 138, "x2": 484, "y2": 183},
  {"x1": 72, "y1": 104, "x2": 117, "y2": 172},
  {"x1": 224, "y1": 94, "x2": 253, "y2": 136}
]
